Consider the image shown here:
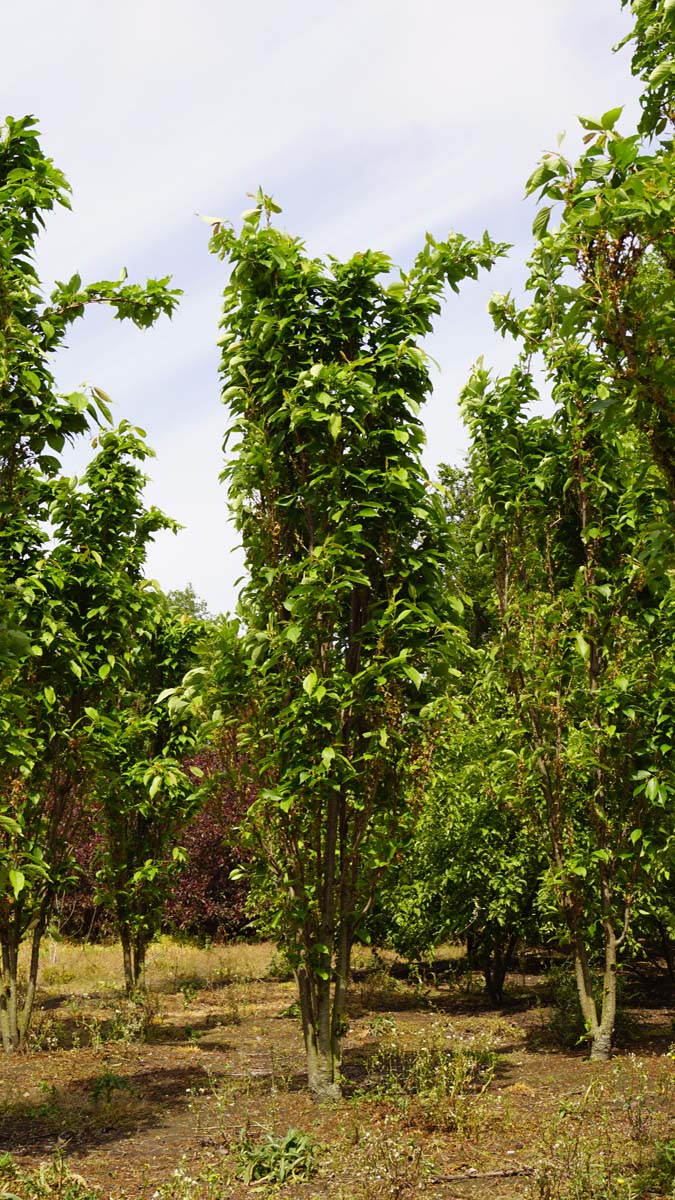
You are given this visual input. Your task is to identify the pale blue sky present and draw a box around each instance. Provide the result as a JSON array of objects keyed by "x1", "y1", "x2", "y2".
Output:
[{"x1": 4, "y1": 1, "x2": 639, "y2": 613}]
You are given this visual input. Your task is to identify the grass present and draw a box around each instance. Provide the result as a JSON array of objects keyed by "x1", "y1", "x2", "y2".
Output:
[
  {"x1": 35, "y1": 937, "x2": 279, "y2": 997},
  {"x1": 2, "y1": 939, "x2": 675, "y2": 1199}
]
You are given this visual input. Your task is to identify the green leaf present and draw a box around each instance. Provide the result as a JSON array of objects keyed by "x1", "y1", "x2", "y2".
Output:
[
  {"x1": 600, "y1": 106, "x2": 623, "y2": 130},
  {"x1": 532, "y1": 207, "x2": 552, "y2": 239},
  {"x1": 648, "y1": 61, "x2": 675, "y2": 86},
  {"x1": 403, "y1": 665, "x2": 422, "y2": 689},
  {"x1": 574, "y1": 632, "x2": 590, "y2": 661},
  {"x1": 302, "y1": 670, "x2": 318, "y2": 695},
  {"x1": 8, "y1": 870, "x2": 26, "y2": 900}
]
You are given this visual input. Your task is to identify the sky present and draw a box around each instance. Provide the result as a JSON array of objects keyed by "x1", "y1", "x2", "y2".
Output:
[{"x1": 4, "y1": 1, "x2": 641, "y2": 615}]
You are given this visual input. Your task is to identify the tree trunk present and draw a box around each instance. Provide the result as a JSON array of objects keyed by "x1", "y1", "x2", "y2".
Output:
[
  {"x1": 18, "y1": 909, "x2": 46, "y2": 1045},
  {"x1": 0, "y1": 934, "x2": 19, "y2": 1052},
  {"x1": 297, "y1": 965, "x2": 341, "y2": 1101},
  {"x1": 482, "y1": 931, "x2": 517, "y2": 1007},
  {"x1": 133, "y1": 936, "x2": 146, "y2": 992},
  {"x1": 0, "y1": 898, "x2": 51, "y2": 1051},
  {"x1": 120, "y1": 925, "x2": 148, "y2": 995},
  {"x1": 572, "y1": 923, "x2": 617, "y2": 1062},
  {"x1": 121, "y1": 924, "x2": 134, "y2": 996},
  {"x1": 658, "y1": 921, "x2": 675, "y2": 986}
]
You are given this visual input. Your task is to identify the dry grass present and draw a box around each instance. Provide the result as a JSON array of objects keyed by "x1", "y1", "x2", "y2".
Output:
[
  {"x1": 32, "y1": 937, "x2": 279, "y2": 997},
  {"x1": 3, "y1": 940, "x2": 675, "y2": 1200}
]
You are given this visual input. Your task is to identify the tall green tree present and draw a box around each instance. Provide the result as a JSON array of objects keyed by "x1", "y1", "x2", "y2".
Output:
[
  {"x1": 0, "y1": 115, "x2": 179, "y2": 1049},
  {"x1": 92, "y1": 599, "x2": 205, "y2": 995},
  {"x1": 458, "y1": 0, "x2": 675, "y2": 1059},
  {"x1": 207, "y1": 191, "x2": 506, "y2": 1097},
  {"x1": 462, "y1": 359, "x2": 675, "y2": 1058}
]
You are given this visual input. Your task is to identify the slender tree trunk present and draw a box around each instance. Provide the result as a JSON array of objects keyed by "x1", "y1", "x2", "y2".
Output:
[
  {"x1": 297, "y1": 965, "x2": 341, "y2": 1101},
  {"x1": 18, "y1": 908, "x2": 47, "y2": 1045},
  {"x1": 571, "y1": 922, "x2": 617, "y2": 1062},
  {"x1": 482, "y1": 931, "x2": 517, "y2": 1007},
  {"x1": 121, "y1": 924, "x2": 134, "y2": 996},
  {"x1": 120, "y1": 918, "x2": 149, "y2": 994},
  {"x1": 0, "y1": 934, "x2": 19, "y2": 1052},
  {"x1": 133, "y1": 935, "x2": 147, "y2": 993}
]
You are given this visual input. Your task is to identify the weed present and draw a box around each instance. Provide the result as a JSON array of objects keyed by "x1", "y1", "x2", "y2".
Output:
[
  {"x1": 354, "y1": 964, "x2": 406, "y2": 1012},
  {"x1": 355, "y1": 1129, "x2": 429, "y2": 1199},
  {"x1": 638, "y1": 1136, "x2": 675, "y2": 1195},
  {"x1": 366, "y1": 1020, "x2": 496, "y2": 1133},
  {"x1": 531, "y1": 1073, "x2": 654, "y2": 1200},
  {"x1": 533, "y1": 1145, "x2": 640, "y2": 1200},
  {"x1": 0, "y1": 1148, "x2": 101, "y2": 1199},
  {"x1": 221, "y1": 994, "x2": 241, "y2": 1026},
  {"x1": 91, "y1": 1067, "x2": 129, "y2": 1104},
  {"x1": 108, "y1": 992, "x2": 158, "y2": 1043},
  {"x1": 277, "y1": 999, "x2": 302, "y2": 1020},
  {"x1": 234, "y1": 1125, "x2": 320, "y2": 1185},
  {"x1": 367, "y1": 1014, "x2": 397, "y2": 1038},
  {"x1": 26, "y1": 1011, "x2": 61, "y2": 1052},
  {"x1": 177, "y1": 975, "x2": 204, "y2": 1006},
  {"x1": 266, "y1": 948, "x2": 294, "y2": 980}
]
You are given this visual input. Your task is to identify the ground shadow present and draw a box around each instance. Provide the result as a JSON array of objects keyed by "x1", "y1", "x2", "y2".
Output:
[{"x1": 0, "y1": 1063, "x2": 230, "y2": 1156}]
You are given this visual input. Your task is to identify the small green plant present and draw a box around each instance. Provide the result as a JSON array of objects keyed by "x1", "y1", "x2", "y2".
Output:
[
  {"x1": 367, "y1": 1021, "x2": 496, "y2": 1133},
  {"x1": 354, "y1": 1130, "x2": 430, "y2": 1200},
  {"x1": 277, "y1": 999, "x2": 302, "y2": 1020},
  {"x1": 639, "y1": 1137, "x2": 675, "y2": 1195},
  {"x1": 178, "y1": 975, "x2": 204, "y2": 1007},
  {"x1": 533, "y1": 1080, "x2": 643, "y2": 1200},
  {"x1": 234, "y1": 1126, "x2": 320, "y2": 1186},
  {"x1": 107, "y1": 993, "x2": 158, "y2": 1043},
  {"x1": 266, "y1": 949, "x2": 293, "y2": 980},
  {"x1": 0, "y1": 1148, "x2": 102, "y2": 1199},
  {"x1": 26, "y1": 1012, "x2": 61, "y2": 1052},
  {"x1": 367, "y1": 1014, "x2": 397, "y2": 1038},
  {"x1": 91, "y1": 1067, "x2": 128, "y2": 1104}
]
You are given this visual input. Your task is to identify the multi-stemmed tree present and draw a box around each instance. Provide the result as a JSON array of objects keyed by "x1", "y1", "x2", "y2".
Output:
[
  {"x1": 207, "y1": 191, "x2": 506, "y2": 1096},
  {"x1": 459, "y1": 0, "x2": 675, "y2": 1054},
  {"x1": 0, "y1": 115, "x2": 179, "y2": 1049}
]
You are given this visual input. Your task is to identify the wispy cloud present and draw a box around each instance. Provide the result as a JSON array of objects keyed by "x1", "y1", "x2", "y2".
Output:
[{"x1": 5, "y1": 0, "x2": 640, "y2": 612}]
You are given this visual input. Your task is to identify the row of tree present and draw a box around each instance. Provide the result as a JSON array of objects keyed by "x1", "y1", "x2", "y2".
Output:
[{"x1": 3, "y1": 0, "x2": 675, "y2": 1098}]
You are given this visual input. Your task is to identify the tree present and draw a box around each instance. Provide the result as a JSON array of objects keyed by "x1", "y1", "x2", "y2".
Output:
[
  {"x1": 206, "y1": 191, "x2": 506, "y2": 1097},
  {"x1": 378, "y1": 692, "x2": 544, "y2": 1006},
  {"x1": 0, "y1": 115, "x2": 179, "y2": 1049},
  {"x1": 462, "y1": 355, "x2": 675, "y2": 1058},
  {"x1": 375, "y1": 465, "x2": 544, "y2": 1005},
  {"x1": 92, "y1": 599, "x2": 205, "y2": 994},
  {"x1": 457, "y1": 0, "x2": 675, "y2": 1061}
]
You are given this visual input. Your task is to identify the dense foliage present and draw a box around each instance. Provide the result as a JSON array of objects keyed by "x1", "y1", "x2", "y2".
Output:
[{"x1": 3, "y1": 0, "x2": 675, "y2": 1083}]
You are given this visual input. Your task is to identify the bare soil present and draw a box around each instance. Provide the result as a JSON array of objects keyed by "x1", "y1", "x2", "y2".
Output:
[{"x1": 1, "y1": 941, "x2": 674, "y2": 1199}]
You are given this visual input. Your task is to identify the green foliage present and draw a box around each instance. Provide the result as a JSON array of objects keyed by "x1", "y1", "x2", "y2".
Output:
[
  {"x1": 234, "y1": 1126, "x2": 320, "y2": 1186},
  {"x1": 463, "y1": 8, "x2": 675, "y2": 1057},
  {"x1": 0, "y1": 114, "x2": 179, "y2": 1049},
  {"x1": 0, "y1": 1150, "x2": 101, "y2": 1200},
  {"x1": 204, "y1": 189, "x2": 506, "y2": 1095},
  {"x1": 90, "y1": 600, "x2": 205, "y2": 992}
]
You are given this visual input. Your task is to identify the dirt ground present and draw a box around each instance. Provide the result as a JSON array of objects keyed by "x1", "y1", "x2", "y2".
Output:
[{"x1": 1, "y1": 940, "x2": 674, "y2": 1199}]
